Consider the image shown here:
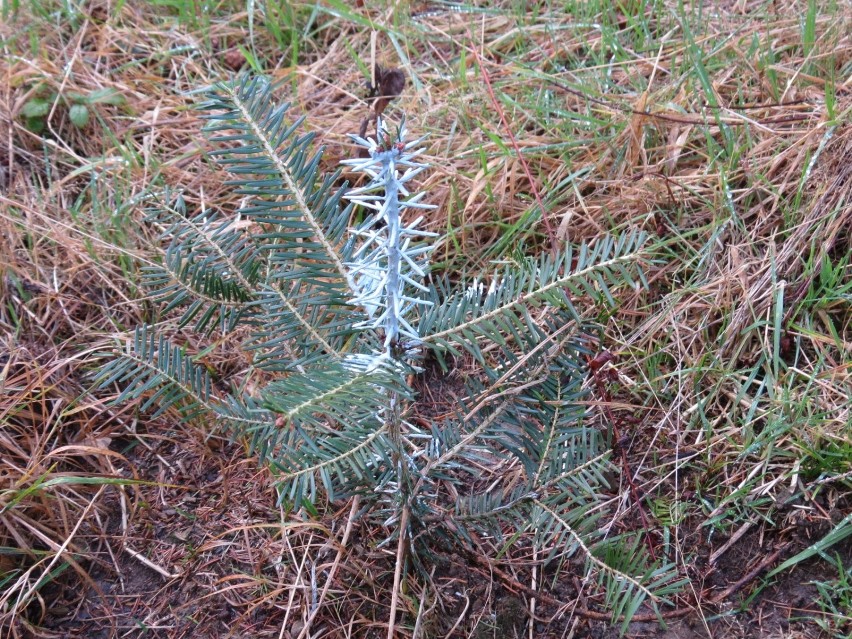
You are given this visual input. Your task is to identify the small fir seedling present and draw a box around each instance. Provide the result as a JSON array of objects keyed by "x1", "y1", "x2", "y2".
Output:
[{"x1": 97, "y1": 73, "x2": 684, "y2": 632}]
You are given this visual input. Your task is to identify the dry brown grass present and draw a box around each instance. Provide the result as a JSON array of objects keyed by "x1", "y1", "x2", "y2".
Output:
[{"x1": 1, "y1": 0, "x2": 850, "y2": 637}]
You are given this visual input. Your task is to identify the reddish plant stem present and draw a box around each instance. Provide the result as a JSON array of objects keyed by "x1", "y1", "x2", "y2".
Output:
[
  {"x1": 464, "y1": 29, "x2": 559, "y2": 255},
  {"x1": 590, "y1": 365, "x2": 657, "y2": 560}
]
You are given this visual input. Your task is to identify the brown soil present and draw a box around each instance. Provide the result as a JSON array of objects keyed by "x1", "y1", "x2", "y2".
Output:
[{"x1": 23, "y1": 419, "x2": 848, "y2": 639}]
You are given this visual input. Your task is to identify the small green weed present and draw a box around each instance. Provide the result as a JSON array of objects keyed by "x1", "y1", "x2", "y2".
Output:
[
  {"x1": 21, "y1": 87, "x2": 125, "y2": 133},
  {"x1": 811, "y1": 554, "x2": 852, "y2": 638}
]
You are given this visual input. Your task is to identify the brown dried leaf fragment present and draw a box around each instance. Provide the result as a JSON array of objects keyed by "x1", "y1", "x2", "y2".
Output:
[
  {"x1": 367, "y1": 65, "x2": 405, "y2": 118},
  {"x1": 224, "y1": 48, "x2": 246, "y2": 71}
]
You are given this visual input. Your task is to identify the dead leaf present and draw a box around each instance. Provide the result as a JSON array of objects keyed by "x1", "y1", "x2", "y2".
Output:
[
  {"x1": 224, "y1": 48, "x2": 246, "y2": 71},
  {"x1": 368, "y1": 65, "x2": 405, "y2": 118}
]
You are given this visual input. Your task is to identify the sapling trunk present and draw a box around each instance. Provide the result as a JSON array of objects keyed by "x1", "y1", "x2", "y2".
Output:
[{"x1": 342, "y1": 117, "x2": 436, "y2": 637}]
